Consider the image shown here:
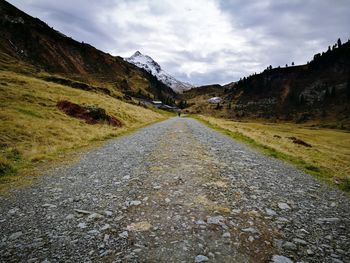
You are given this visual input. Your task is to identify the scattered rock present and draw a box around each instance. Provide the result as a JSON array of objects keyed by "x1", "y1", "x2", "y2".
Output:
[
  {"x1": 42, "y1": 204, "x2": 57, "y2": 208},
  {"x1": 104, "y1": 234, "x2": 110, "y2": 242},
  {"x1": 88, "y1": 213, "x2": 104, "y2": 220},
  {"x1": 293, "y1": 238, "x2": 307, "y2": 245},
  {"x1": 8, "y1": 208, "x2": 19, "y2": 215},
  {"x1": 207, "y1": 215, "x2": 224, "y2": 225},
  {"x1": 283, "y1": 241, "x2": 297, "y2": 251},
  {"x1": 278, "y1": 203, "x2": 291, "y2": 210},
  {"x1": 195, "y1": 255, "x2": 209, "y2": 262},
  {"x1": 242, "y1": 227, "x2": 258, "y2": 234},
  {"x1": 222, "y1": 232, "x2": 231, "y2": 238},
  {"x1": 248, "y1": 236, "x2": 254, "y2": 242},
  {"x1": 271, "y1": 255, "x2": 294, "y2": 263},
  {"x1": 78, "y1": 222, "x2": 87, "y2": 229},
  {"x1": 195, "y1": 220, "x2": 206, "y2": 225},
  {"x1": 104, "y1": 210, "x2": 113, "y2": 217},
  {"x1": 118, "y1": 231, "x2": 128, "y2": 239},
  {"x1": 9, "y1": 231, "x2": 23, "y2": 240},
  {"x1": 65, "y1": 214, "x2": 75, "y2": 220},
  {"x1": 317, "y1": 217, "x2": 340, "y2": 223},
  {"x1": 74, "y1": 209, "x2": 93, "y2": 215},
  {"x1": 100, "y1": 224, "x2": 111, "y2": 231},
  {"x1": 265, "y1": 208, "x2": 277, "y2": 216},
  {"x1": 128, "y1": 200, "x2": 142, "y2": 207},
  {"x1": 87, "y1": 229, "x2": 99, "y2": 235}
]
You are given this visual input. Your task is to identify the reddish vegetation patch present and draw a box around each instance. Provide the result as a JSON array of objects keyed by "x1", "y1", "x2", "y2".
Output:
[
  {"x1": 287, "y1": 136, "x2": 312, "y2": 147},
  {"x1": 57, "y1": 100, "x2": 122, "y2": 127}
]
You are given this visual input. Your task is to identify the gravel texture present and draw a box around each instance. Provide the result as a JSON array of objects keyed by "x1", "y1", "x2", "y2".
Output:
[{"x1": 0, "y1": 117, "x2": 349, "y2": 263}]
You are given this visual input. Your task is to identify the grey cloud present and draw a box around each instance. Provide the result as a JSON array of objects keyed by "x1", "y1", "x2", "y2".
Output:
[{"x1": 7, "y1": 0, "x2": 350, "y2": 85}]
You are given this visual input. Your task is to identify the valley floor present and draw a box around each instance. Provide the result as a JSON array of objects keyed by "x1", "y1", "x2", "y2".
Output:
[
  {"x1": 196, "y1": 115, "x2": 350, "y2": 190},
  {"x1": 0, "y1": 118, "x2": 349, "y2": 263}
]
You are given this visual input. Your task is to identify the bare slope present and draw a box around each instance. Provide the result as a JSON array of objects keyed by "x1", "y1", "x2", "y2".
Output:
[
  {"x1": 0, "y1": 70, "x2": 168, "y2": 184},
  {"x1": 0, "y1": 0, "x2": 176, "y2": 101},
  {"x1": 184, "y1": 40, "x2": 350, "y2": 126}
]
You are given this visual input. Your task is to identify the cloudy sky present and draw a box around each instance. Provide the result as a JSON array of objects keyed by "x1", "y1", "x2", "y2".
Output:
[{"x1": 8, "y1": 0, "x2": 350, "y2": 85}]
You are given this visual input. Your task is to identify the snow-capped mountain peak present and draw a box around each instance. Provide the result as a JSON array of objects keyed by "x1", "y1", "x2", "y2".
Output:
[{"x1": 125, "y1": 51, "x2": 193, "y2": 93}]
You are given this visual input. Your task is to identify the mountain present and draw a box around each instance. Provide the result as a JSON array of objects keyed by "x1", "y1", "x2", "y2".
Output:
[
  {"x1": 0, "y1": 0, "x2": 176, "y2": 101},
  {"x1": 183, "y1": 40, "x2": 350, "y2": 127},
  {"x1": 125, "y1": 51, "x2": 193, "y2": 93}
]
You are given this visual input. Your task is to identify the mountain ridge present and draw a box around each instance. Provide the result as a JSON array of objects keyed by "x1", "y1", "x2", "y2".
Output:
[
  {"x1": 0, "y1": 0, "x2": 176, "y2": 101},
  {"x1": 125, "y1": 51, "x2": 193, "y2": 93},
  {"x1": 182, "y1": 39, "x2": 350, "y2": 127}
]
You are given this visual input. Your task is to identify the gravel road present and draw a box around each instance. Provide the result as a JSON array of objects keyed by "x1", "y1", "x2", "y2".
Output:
[{"x1": 0, "y1": 117, "x2": 349, "y2": 263}]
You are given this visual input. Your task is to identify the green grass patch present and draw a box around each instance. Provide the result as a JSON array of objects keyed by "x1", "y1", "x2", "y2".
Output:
[{"x1": 15, "y1": 107, "x2": 43, "y2": 118}]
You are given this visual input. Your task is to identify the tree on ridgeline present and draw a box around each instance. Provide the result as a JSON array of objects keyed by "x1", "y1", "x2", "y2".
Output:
[{"x1": 337, "y1": 38, "x2": 342, "y2": 47}]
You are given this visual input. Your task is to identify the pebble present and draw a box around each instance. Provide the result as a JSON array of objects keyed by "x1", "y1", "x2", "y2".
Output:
[
  {"x1": 78, "y1": 222, "x2": 87, "y2": 229},
  {"x1": 222, "y1": 232, "x2": 231, "y2": 238},
  {"x1": 88, "y1": 213, "x2": 104, "y2": 220},
  {"x1": 293, "y1": 238, "x2": 307, "y2": 245},
  {"x1": 118, "y1": 231, "x2": 128, "y2": 239},
  {"x1": 207, "y1": 215, "x2": 224, "y2": 225},
  {"x1": 74, "y1": 209, "x2": 93, "y2": 215},
  {"x1": 195, "y1": 255, "x2": 209, "y2": 262},
  {"x1": 100, "y1": 224, "x2": 111, "y2": 231},
  {"x1": 129, "y1": 200, "x2": 142, "y2": 206},
  {"x1": 104, "y1": 210, "x2": 113, "y2": 217},
  {"x1": 317, "y1": 217, "x2": 340, "y2": 223},
  {"x1": 9, "y1": 231, "x2": 23, "y2": 240},
  {"x1": 278, "y1": 203, "x2": 291, "y2": 210},
  {"x1": 242, "y1": 227, "x2": 258, "y2": 234},
  {"x1": 271, "y1": 255, "x2": 294, "y2": 263},
  {"x1": 283, "y1": 241, "x2": 297, "y2": 251},
  {"x1": 265, "y1": 208, "x2": 277, "y2": 216},
  {"x1": 42, "y1": 203, "x2": 57, "y2": 208},
  {"x1": 65, "y1": 214, "x2": 75, "y2": 220}
]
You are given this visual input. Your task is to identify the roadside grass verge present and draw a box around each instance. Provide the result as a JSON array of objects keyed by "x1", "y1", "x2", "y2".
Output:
[
  {"x1": 192, "y1": 115, "x2": 350, "y2": 192},
  {"x1": 0, "y1": 70, "x2": 169, "y2": 191}
]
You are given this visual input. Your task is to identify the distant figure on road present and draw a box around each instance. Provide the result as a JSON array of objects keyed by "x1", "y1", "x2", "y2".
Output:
[{"x1": 178, "y1": 111, "x2": 181, "y2": 117}]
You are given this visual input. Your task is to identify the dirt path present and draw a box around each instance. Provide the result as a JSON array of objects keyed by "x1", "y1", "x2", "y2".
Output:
[{"x1": 0, "y1": 118, "x2": 349, "y2": 263}]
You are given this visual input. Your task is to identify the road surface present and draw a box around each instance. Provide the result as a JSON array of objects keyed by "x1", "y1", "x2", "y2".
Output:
[{"x1": 0, "y1": 118, "x2": 349, "y2": 263}]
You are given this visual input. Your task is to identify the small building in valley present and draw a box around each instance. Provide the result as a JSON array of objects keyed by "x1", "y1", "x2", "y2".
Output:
[{"x1": 208, "y1": 97, "x2": 222, "y2": 104}]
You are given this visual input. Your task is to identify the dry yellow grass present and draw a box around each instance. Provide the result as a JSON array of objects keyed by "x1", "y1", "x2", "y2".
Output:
[
  {"x1": 196, "y1": 115, "x2": 350, "y2": 189},
  {"x1": 0, "y1": 70, "x2": 168, "y2": 186}
]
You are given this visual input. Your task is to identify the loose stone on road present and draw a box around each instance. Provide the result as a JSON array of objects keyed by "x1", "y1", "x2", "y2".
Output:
[{"x1": 0, "y1": 118, "x2": 349, "y2": 263}]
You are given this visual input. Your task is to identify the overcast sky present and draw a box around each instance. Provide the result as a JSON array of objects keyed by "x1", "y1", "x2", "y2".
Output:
[{"x1": 8, "y1": 0, "x2": 350, "y2": 85}]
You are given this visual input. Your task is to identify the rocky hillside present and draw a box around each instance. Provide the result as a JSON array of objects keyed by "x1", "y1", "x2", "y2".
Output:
[
  {"x1": 0, "y1": 0, "x2": 175, "y2": 101},
  {"x1": 125, "y1": 51, "x2": 193, "y2": 93},
  {"x1": 185, "y1": 39, "x2": 350, "y2": 127}
]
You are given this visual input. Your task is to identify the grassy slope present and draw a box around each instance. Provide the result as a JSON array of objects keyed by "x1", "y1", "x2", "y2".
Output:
[
  {"x1": 0, "y1": 70, "x2": 169, "y2": 188},
  {"x1": 194, "y1": 115, "x2": 350, "y2": 191}
]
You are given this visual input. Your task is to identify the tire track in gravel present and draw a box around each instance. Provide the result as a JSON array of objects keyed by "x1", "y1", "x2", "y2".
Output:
[{"x1": 0, "y1": 117, "x2": 349, "y2": 263}]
